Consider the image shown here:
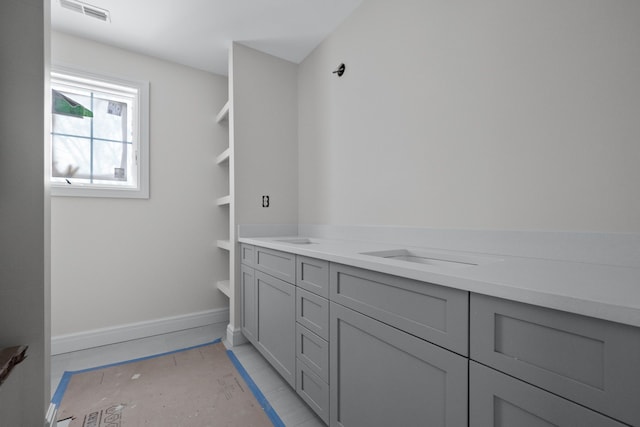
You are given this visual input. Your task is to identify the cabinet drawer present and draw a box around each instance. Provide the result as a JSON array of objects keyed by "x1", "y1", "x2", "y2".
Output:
[
  {"x1": 330, "y1": 263, "x2": 469, "y2": 355},
  {"x1": 470, "y1": 362, "x2": 626, "y2": 427},
  {"x1": 296, "y1": 323, "x2": 329, "y2": 383},
  {"x1": 470, "y1": 293, "x2": 640, "y2": 426},
  {"x1": 296, "y1": 288, "x2": 329, "y2": 341},
  {"x1": 254, "y1": 246, "x2": 295, "y2": 283},
  {"x1": 297, "y1": 359, "x2": 329, "y2": 425},
  {"x1": 240, "y1": 244, "x2": 254, "y2": 267},
  {"x1": 297, "y1": 255, "x2": 329, "y2": 297}
]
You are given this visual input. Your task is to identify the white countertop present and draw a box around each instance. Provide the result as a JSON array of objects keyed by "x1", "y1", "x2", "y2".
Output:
[{"x1": 238, "y1": 235, "x2": 640, "y2": 328}]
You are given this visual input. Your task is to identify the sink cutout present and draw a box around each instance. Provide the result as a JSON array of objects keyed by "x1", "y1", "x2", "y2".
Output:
[
  {"x1": 361, "y1": 249, "x2": 498, "y2": 269},
  {"x1": 275, "y1": 238, "x2": 316, "y2": 245}
]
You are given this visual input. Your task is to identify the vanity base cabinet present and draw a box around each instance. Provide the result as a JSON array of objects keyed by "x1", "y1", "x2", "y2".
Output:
[
  {"x1": 254, "y1": 270, "x2": 296, "y2": 388},
  {"x1": 470, "y1": 293, "x2": 640, "y2": 425},
  {"x1": 330, "y1": 302, "x2": 468, "y2": 427},
  {"x1": 469, "y1": 362, "x2": 627, "y2": 427}
]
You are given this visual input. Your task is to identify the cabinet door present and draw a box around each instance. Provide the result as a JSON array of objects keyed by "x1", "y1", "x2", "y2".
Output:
[
  {"x1": 470, "y1": 362, "x2": 627, "y2": 427},
  {"x1": 255, "y1": 270, "x2": 296, "y2": 388},
  {"x1": 330, "y1": 302, "x2": 468, "y2": 427},
  {"x1": 240, "y1": 265, "x2": 257, "y2": 345}
]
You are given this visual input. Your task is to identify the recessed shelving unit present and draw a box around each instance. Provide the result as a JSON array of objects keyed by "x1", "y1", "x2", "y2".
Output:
[
  {"x1": 215, "y1": 99, "x2": 233, "y2": 300},
  {"x1": 216, "y1": 279, "x2": 231, "y2": 297},
  {"x1": 216, "y1": 195, "x2": 231, "y2": 206},
  {"x1": 216, "y1": 100, "x2": 229, "y2": 124},
  {"x1": 216, "y1": 147, "x2": 231, "y2": 165},
  {"x1": 217, "y1": 239, "x2": 231, "y2": 250}
]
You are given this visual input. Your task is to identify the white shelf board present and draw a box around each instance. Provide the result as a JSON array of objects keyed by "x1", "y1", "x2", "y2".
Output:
[
  {"x1": 216, "y1": 280, "x2": 231, "y2": 297},
  {"x1": 216, "y1": 147, "x2": 231, "y2": 165},
  {"x1": 216, "y1": 195, "x2": 231, "y2": 206},
  {"x1": 217, "y1": 240, "x2": 231, "y2": 251},
  {"x1": 215, "y1": 101, "x2": 229, "y2": 123}
]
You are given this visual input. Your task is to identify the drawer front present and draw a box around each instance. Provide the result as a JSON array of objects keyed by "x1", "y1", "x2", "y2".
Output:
[
  {"x1": 470, "y1": 362, "x2": 627, "y2": 427},
  {"x1": 297, "y1": 255, "x2": 329, "y2": 298},
  {"x1": 297, "y1": 359, "x2": 329, "y2": 425},
  {"x1": 470, "y1": 293, "x2": 640, "y2": 426},
  {"x1": 296, "y1": 288, "x2": 329, "y2": 341},
  {"x1": 330, "y1": 263, "x2": 469, "y2": 355},
  {"x1": 240, "y1": 244, "x2": 254, "y2": 267},
  {"x1": 296, "y1": 323, "x2": 329, "y2": 383},
  {"x1": 254, "y1": 246, "x2": 295, "y2": 283}
]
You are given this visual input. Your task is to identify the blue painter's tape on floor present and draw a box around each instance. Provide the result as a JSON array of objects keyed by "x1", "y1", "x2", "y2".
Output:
[
  {"x1": 50, "y1": 338, "x2": 222, "y2": 406},
  {"x1": 226, "y1": 349, "x2": 286, "y2": 427}
]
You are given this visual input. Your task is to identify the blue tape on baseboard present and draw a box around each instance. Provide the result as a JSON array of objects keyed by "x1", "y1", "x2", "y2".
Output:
[
  {"x1": 50, "y1": 338, "x2": 222, "y2": 406},
  {"x1": 226, "y1": 349, "x2": 286, "y2": 427}
]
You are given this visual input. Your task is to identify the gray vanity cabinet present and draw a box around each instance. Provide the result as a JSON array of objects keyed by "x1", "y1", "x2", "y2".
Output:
[
  {"x1": 330, "y1": 302, "x2": 468, "y2": 427},
  {"x1": 240, "y1": 244, "x2": 297, "y2": 389},
  {"x1": 470, "y1": 293, "x2": 640, "y2": 426},
  {"x1": 469, "y1": 362, "x2": 627, "y2": 427}
]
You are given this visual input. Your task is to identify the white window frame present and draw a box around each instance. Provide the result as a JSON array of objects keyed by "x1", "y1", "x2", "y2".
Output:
[{"x1": 50, "y1": 65, "x2": 150, "y2": 199}]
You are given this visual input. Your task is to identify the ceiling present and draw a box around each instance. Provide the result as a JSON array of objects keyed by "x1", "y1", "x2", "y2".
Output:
[{"x1": 50, "y1": 0, "x2": 363, "y2": 76}]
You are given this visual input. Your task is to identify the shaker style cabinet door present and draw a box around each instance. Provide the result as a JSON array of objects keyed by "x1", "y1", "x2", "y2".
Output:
[
  {"x1": 469, "y1": 362, "x2": 627, "y2": 427},
  {"x1": 330, "y1": 302, "x2": 468, "y2": 427},
  {"x1": 240, "y1": 265, "x2": 257, "y2": 345},
  {"x1": 255, "y1": 270, "x2": 296, "y2": 388}
]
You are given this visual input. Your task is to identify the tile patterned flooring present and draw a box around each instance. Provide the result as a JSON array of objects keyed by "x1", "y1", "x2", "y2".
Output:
[{"x1": 50, "y1": 324, "x2": 324, "y2": 427}]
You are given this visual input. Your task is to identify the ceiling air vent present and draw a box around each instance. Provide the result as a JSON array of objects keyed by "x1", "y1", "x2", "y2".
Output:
[{"x1": 60, "y1": 0, "x2": 111, "y2": 22}]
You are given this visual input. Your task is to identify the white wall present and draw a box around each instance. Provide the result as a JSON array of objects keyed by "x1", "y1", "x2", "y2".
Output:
[
  {"x1": 298, "y1": 0, "x2": 640, "y2": 232},
  {"x1": 51, "y1": 32, "x2": 229, "y2": 336},
  {"x1": 233, "y1": 43, "x2": 299, "y2": 226},
  {"x1": 0, "y1": 0, "x2": 48, "y2": 423},
  {"x1": 229, "y1": 43, "x2": 299, "y2": 339}
]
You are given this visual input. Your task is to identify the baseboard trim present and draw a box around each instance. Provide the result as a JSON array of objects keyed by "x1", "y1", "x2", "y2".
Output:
[
  {"x1": 51, "y1": 308, "x2": 229, "y2": 355},
  {"x1": 225, "y1": 324, "x2": 248, "y2": 347}
]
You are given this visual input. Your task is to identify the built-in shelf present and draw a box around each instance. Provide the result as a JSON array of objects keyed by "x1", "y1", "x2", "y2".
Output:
[
  {"x1": 216, "y1": 280, "x2": 231, "y2": 297},
  {"x1": 216, "y1": 147, "x2": 231, "y2": 165},
  {"x1": 217, "y1": 240, "x2": 231, "y2": 251},
  {"x1": 216, "y1": 195, "x2": 231, "y2": 206},
  {"x1": 216, "y1": 101, "x2": 230, "y2": 124}
]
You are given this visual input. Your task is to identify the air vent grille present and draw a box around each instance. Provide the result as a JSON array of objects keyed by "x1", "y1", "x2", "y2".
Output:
[{"x1": 59, "y1": 0, "x2": 110, "y2": 22}]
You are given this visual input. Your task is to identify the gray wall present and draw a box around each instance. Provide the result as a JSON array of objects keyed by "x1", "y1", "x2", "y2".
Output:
[
  {"x1": 298, "y1": 0, "x2": 640, "y2": 232},
  {"x1": 0, "y1": 0, "x2": 49, "y2": 424}
]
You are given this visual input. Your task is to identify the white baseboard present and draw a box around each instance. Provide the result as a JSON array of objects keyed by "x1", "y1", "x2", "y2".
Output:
[
  {"x1": 225, "y1": 324, "x2": 248, "y2": 347},
  {"x1": 51, "y1": 308, "x2": 229, "y2": 355}
]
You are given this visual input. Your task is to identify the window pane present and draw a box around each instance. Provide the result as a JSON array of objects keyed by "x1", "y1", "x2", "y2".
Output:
[
  {"x1": 51, "y1": 94, "x2": 92, "y2": 137},
  {"x1": 92, "y1": 95, "x2": 134, "y2": 142},
  {"x1": 52, "y1": 135, "x2": 91, "y2": 181},
  {"x1": 93, "y1": 140, "x2": 132, "y2": 183}
]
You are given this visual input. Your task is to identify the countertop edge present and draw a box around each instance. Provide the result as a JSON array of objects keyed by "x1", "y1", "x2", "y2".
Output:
[{"x1": 238, "y1": 236, "x2": 640, "y2": 328}]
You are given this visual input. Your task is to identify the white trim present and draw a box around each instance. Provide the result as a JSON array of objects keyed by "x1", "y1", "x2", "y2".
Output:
[
  {"x1": 45, "y1": 403, "x2": 57, "y2": 427},
  {"x1": 51, "y1": 308, "x2": 229, "y2": 355},
  {"x1": 225, "y1": 324, "x2": 247, "y2": 347},
  {"x1": 49, "y1": 64, "x2": 150, "y2": 199}
]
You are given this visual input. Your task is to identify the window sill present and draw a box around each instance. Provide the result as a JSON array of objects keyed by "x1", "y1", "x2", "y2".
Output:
[{"x1": 51, "y1": 184, "x2": 149, "y2": 199}]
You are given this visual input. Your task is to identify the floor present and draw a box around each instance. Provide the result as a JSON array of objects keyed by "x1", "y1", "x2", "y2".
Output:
[{"x1": 50, "y1": 324, "x2": 325, "y2": 427}]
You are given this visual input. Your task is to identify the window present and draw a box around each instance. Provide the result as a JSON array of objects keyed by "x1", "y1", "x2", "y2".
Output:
[{"x1": 50, "y1": 66, "x2": 149, "y2": 198}]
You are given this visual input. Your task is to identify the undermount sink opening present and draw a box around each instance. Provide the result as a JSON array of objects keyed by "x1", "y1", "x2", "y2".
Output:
[
  {"x1": 361, "y1": 249, "x2": 500, "y2": 269},
  {"x1": 275, "y1": 237, "x2": 316, "y2": 245}
]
